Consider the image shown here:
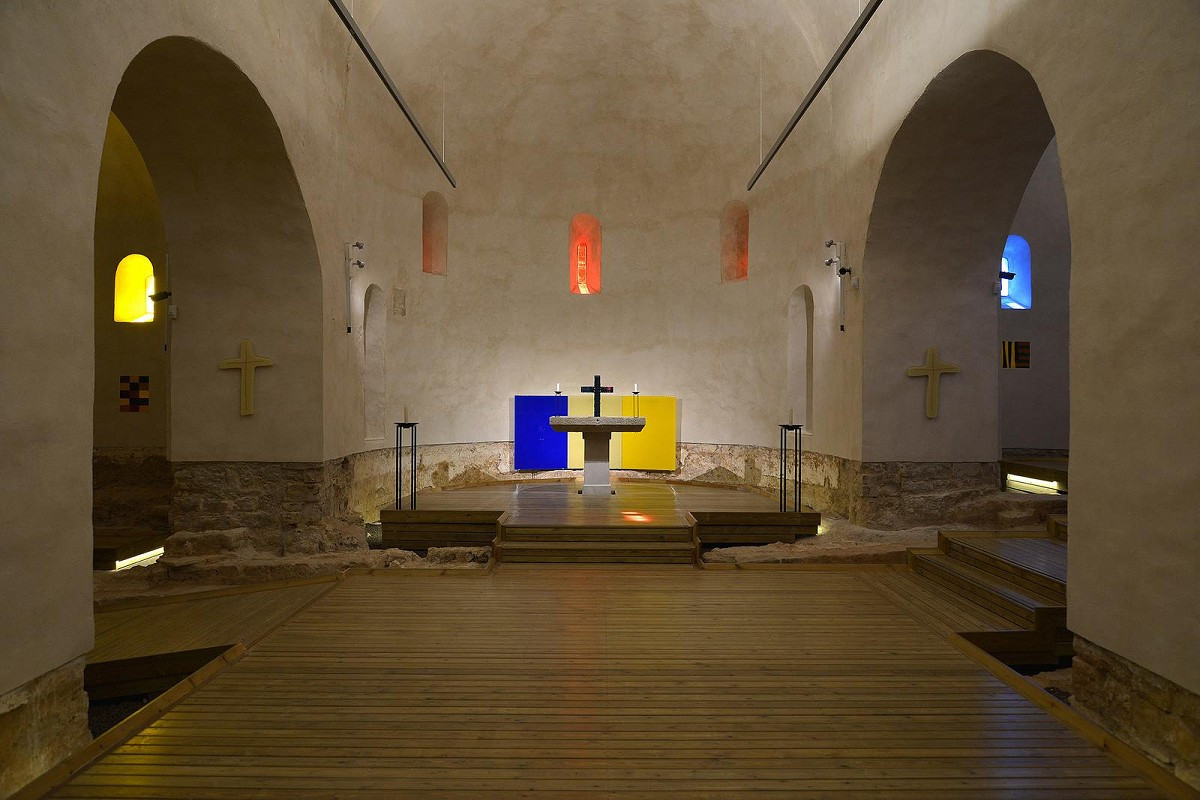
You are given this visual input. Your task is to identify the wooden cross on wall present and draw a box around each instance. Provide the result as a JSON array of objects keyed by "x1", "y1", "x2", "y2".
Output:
[
  {"x1": 905, "y1": 346, "x2": 960, "y2": 419},
  {"x1": 580, "y1": 374, "x2": 613, "y2": 417},
  {"x1": 219, "y1": 339, "x2": 273, "y2": 416}
]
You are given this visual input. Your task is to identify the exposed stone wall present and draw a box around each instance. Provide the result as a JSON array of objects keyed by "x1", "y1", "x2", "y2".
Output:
[
  {"x1": 172, "y1": 460, "x2": 352, "y2": 534},
  {"x1": 177, "y1": 447, "x2": 1065, "y2": 539},
  {"x1": 1073, "y1": 636, "x2": 1200, "y2": 789},
  {"x1": 347, "y1": 447, "x2": 395, "y2": 523},
  {"x1": 92, "y1": 447, "x2": 171, "y2": 531},
  {"x1": 0, "y1": 657, "x2": 90, "y2": 798},
  {"x1": 358, "y1": 442, "x2": 787, "y2": 511}
]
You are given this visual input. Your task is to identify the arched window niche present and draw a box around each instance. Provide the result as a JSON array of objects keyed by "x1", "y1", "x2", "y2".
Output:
[
  {"x1": 569, "y1": 213, "x2": 601, "y2": 294},
  {"x1": 362, "y1": 284, "x2": 386, "y2": 440},
  {"x1": 1000, "y1": 233, "x2": 1031, "y2": 309},
  {"x1": 422, "y1": 191, "x2": 448, "y2": 276},
  {"x1": 720, "y1": 200, "x2": 749, "y2": 282},
  {"x1": 787, "y1": 285, "x2": 815, "y2": 429}
]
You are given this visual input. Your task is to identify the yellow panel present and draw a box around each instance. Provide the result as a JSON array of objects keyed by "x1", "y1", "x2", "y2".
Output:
[
  {"x1": 566, "y1": 395, "x2": 589, "y2": 468},
  {"x1": 566, "y1": 394, "x2": 624, "y2": 469},
  {"x1": 602, "y1": 395, "x2": 622, "y2": 468},
  {"x1": 620, "y1": 395, "x2": 677, "y2": 470}
]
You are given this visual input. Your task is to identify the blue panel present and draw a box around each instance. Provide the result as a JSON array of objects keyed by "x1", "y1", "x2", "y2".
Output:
[{"x1": 514, "y1": 395, "x2": 568, "y2": 470}]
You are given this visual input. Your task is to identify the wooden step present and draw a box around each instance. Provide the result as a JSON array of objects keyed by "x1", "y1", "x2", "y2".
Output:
[
  {"x1": 1048, "y1": 514, "x2": 1068, "y2": 540},
  {"x1": 93, "y1": 527, "x2": 169, "y2": 571},
  {"x1": 691, "y1": 511, "x2": 818, "y2": 545},
  {"x1": 938, "y1": 533, "x2": 1066, "y2": 602},
  {"x1": 908, "y1": 550, "x2": 1065, "y2": 631},
  {"x1": 502, "y1": 526, "x2": 693, "y2": 543},
  {"x1": 380, "y1": 509, "x2": 504, "y2": 550},
  {"x1": 500, "y1": 541, "x2": 696, "y2": 564}
]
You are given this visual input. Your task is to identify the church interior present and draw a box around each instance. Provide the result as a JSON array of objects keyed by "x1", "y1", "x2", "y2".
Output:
[{"x1": 2, "y1": 0, "x2": 1198, "y2": 796}]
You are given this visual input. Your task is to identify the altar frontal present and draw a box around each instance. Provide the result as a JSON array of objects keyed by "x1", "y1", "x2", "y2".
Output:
[{"x1": 514, "y1": 393, "x2": 677, "y2": 471}]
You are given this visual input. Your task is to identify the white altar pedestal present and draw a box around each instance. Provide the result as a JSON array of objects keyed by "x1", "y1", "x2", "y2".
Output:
[{"x1": 549, "y1": 416, "x2": 646, "y2": 495}]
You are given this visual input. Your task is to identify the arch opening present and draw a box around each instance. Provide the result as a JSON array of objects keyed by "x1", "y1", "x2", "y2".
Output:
[
  {"x1": 861, "y1": 49, "x2": 1059, "y2": 466},
  {"x1": 92, "y1": 36, "x2": 325, "y2": 561},
  {"x1": 105, "y1": 35, "x2": 324, "y2": 464}
]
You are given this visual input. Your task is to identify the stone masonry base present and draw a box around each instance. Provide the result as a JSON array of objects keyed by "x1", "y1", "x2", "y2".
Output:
[
  {"x1": 1072, "y1": 636, "x2": 1200, "y2": 788},
  {"x1": 0, "y1": 657, "x2": 91, "y2": 798},
  {"x1": 163, "y1": 443, "x2": 1065, "y2": 540}
]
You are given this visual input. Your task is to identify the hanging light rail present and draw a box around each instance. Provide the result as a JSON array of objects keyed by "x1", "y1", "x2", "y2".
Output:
[
  {"x1": 327, "y1": 0, "x2": 457, "y2": 188},
  {"x1": 747, "y1": 0, "x2": 884, "y2": 191}
]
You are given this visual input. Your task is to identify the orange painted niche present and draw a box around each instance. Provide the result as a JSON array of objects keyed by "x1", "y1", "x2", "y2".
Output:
[
  {"x1": 569, "y1": 213, "x2": 602, "y2": 294},
  {"x1": 720, "y1": 200, "x2": 749, "y2": 282},
  {"x1": 422, "y1": 191, "x2": 448, "y2": 275}
]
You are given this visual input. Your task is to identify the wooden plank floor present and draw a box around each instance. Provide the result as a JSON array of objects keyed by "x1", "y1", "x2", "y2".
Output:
[
  {"x1": 91, "y1": 582, "x2": 333, "y2": 663},
  {"x1": 52, "y1": 568, "x2": 1163, "y2": 798},
  {"x1": 506, "y1": 482, "x2": 692, "y2": 528}
]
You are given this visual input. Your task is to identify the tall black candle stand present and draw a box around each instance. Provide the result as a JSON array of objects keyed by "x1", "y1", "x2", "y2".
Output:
[
  {"x1": 395, "y1": 422, "x2": 419, "y2": 510},
  {"x1": 778, "y1": 424, "x2": 803, "y2": 512}
]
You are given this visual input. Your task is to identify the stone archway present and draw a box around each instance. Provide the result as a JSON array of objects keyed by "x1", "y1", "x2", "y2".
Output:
[
  {"x1": 857, "y1": 49, "x2": 1059, "y2": 526},
  {"x1": 100, "y1": 36, "x2": 325, "y2": 539}
]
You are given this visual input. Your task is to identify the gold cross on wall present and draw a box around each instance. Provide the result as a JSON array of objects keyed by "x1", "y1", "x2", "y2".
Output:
[
  {"x1": 218, "y1": 339, "x2": 273, "y2": 416},
  {"x1": 905, "y1": 346, "x2": 960, "y2": 419}
]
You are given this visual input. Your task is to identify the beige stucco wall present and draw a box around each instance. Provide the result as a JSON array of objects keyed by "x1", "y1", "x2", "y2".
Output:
[{"x1": 0, "y1": 0, "x2": 1197, "y2": 707}]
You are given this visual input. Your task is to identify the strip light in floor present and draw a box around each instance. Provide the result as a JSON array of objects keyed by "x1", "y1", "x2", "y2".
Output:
[
  {"x1": 1006, "y1": 473, "x2": 1060, "y2": 492},
  {"x1": 114, "y1": 547, "x2": 164, "y2": 571}
]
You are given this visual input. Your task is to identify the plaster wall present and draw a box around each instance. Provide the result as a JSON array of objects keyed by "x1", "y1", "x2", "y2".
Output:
[
  {"x1": 355, "y1": 0, "x2": 854, "y2": 458},
  {"x1": 999, "y1": 140, "x2": 1070, "y2": 451}
]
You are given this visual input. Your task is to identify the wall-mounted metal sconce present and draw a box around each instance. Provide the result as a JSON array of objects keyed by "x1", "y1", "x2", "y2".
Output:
[
  {"x1": 825, "y1": 240, "x2": 851, "y2": 332},
  {"x1": 345, "y1": 240, "x2": 366, "y2": 333}
]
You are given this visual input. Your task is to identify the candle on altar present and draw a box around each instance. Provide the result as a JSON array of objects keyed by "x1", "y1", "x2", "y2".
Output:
[
  {"x1": 556, "y1": 383, "x2": 561, "y2": 393},
  {"x1": 633, "y1": 383, "x2": 638, "y2": 393}
]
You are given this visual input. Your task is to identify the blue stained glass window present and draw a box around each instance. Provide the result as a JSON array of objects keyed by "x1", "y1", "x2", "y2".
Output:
[{"x1": 1000, "y1": 234, "x2": 1031, "y2": 310}]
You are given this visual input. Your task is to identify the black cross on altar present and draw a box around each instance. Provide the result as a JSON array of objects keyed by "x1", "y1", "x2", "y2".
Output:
[{"x1": 581, "y1": 374, "x2": 613, "y2": 417}]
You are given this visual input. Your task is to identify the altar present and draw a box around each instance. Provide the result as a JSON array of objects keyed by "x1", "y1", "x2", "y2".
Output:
[
  {"x1": 513, "y1": 383, "x2": 677, "y2": 471},
  {"x1": 549, "y1": 415, "x2": 645, "y2": 494}
]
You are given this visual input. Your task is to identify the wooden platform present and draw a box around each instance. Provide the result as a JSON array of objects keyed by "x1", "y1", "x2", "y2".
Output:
[
  {"x1": 41, "y1": 567, "x2": 1166, "y2": 798},
  {"x1": 382, "y1": 481, "x2": 819, "y2": 563},
  {"x1": 904, "y1": 518, "x2": 1071, "y2": 664}
]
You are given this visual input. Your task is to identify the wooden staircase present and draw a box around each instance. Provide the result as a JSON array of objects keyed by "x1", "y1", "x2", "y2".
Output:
[
  {"x1": 498, "y1": 522, "x2": 697, "y2": 564},
  {"x1": 905, "y1": 517, "x2": 1069, "y2": 664}
]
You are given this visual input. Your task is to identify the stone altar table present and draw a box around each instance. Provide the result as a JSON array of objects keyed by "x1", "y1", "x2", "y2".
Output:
[{"x1": 549, "y1": 416, "x2": 646, "y2": 495}]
